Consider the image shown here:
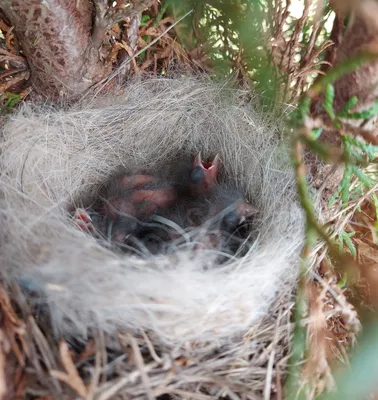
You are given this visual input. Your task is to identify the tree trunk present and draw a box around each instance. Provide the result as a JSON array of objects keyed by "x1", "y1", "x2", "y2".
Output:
[
  {"x1": 1, "y1": 0, "x2": 110, "y2": 99},
  {"x1": 327, "y1": 0, "x2": 378, "y2": 113},
  {"x1": 332, "y1": 9, "x2": 378, "y2": 113},
  {"x1": 0, "y1": 0, "x2": 152, "y2": 100}
]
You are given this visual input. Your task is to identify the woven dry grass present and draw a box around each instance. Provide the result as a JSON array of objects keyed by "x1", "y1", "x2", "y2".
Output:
[
  {"x1": 0, "y1": 76, "x2": 304, "y2": 399},
  {"x1": 1, "y1": 1, "x2": 375, "y2": 399}
]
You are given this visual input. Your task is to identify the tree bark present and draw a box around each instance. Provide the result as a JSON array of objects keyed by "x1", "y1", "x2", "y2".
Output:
[
  {"x1": 0, "y1": 0, "x2": 113, "y2": 99},
  {"x1": 329, "y1": 0, "x2": 378, "y2": 113},
  {"x1": 0, "y1": 0, "x2": 153, "y2": 100}
]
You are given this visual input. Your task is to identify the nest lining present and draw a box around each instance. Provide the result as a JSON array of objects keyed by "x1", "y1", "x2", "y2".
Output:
[{"x1": 0, "y1": 76, "x2": 304, "y2": 398}]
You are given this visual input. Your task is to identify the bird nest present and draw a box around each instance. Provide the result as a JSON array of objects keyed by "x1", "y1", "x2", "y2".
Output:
[{"x1": 0, "y1": 76, "x2": 304, "y2": 398}]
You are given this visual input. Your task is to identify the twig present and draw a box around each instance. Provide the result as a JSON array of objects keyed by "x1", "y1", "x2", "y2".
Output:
[
  {"x1": 86, "y1": 335, "x2": 104, "y2": 400},
  {"x1": 0, "y1": 71, "x2": 29, "y2": 92},
  {"x1": 292, "y1": 136, "x2": 338, "y2": 252},
  {"x1": 307, "y1": 115, "x2": 378, "y2": 146},
  {"x1": 276, "y1": 363, "x2": 283, "y2": 400},
  {"x1": 140, "y1": 329, "x2": 163, "y2": 364},
  {"x1": 0, "y1": 48, "x2": 26, "y2": 63},
  {"x1": 0, "y1": 330, "x2": 8, "y2": 399},
  {"x1": 127, "y1": 333, "x2": 155, "y2": 400},
  {"x1": 87, "y1": 9, "x2": 193, "y2": 98},
  {"x1": 96, "y1": 363, "x2": 156, "y2": 400},
  {"x1": 341, "y1": 122, "x2": 378, "y2": 146},
  {"x1": 50, "y1": 339, "x2": 88, "y2": 398},
  {"x1": 264, "y1": 309, "x2": 282, "y2": 400},
  {"x1": 165, "y1": 389, "x2": 215, "y2": 400},
  {"x1": 27, "y1": 316, "x2": 62, "y2": 394},
  {"x1": 0, "y1": 68, "x2": 26, "y2": 80},
  {"x1": 308, "y1": 49, "x2": 378, "y2": 99}
]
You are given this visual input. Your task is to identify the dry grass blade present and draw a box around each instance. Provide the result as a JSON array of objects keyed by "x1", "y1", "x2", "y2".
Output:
[
  {"x1": 86, "y1": 336, "x2": 104, "y2": 400},
  {"x1": 91, "y1": 8, "x2": 193, "y2": 96},
  {"x1": 0, "y1": 287, "x2": 28, "y2": 368},
  {"x1": 268, "y1": 0, "x2": 336, "y2": 100},
  {"x1": 127, "y1": 333, "x2": 155, "y2": 400},
  {"x1": 50, "y1": 339, "x2": 88, "y2": 398},
  {"x1": 302, "y1": 281, "x2": 335, "y2": 397},
  {"x1": 0, "y1": 329, "x2": 9, "y2": 399},
  {"x1": 0, "y1": 16, "x2": 29, "y2": 99},
  {"x1": 140, "y1": 330, "x2": 162, "y2": 364},
  {"x1": 0, "y1": 287, "x2": 23, "y2": 327},
  {"x1": 263, "y1": 309, "x2": 282, "y2": 400},
  {"x1": 96, "y1": 365, "x2": 156, "y2": 400}
]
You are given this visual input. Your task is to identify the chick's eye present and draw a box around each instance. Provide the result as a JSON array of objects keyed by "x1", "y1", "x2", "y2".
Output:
[{"x1": 190, "y1": 166, "x2": 205, "y2": 184}]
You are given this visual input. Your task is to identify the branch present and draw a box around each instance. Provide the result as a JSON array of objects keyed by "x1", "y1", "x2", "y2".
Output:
[
  {"x1": 0, "y1": 0, "x2": 112, "y2": 99},
  {"x1": 92, "y1": 0, "x2": 154, "y2": 49}
]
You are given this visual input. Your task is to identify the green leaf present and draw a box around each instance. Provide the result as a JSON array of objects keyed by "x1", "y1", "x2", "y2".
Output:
[
  {"x1": 325, "y1": 254, "x2": 335, "y2": 269},
  {"x1": 309, "y1": 127, "x2": 323, "y2": 141},
  {"x1": 343, "y1": 136, "x2": 378, "y2": 160},
  {"x1": 323, "y1": 84, "x2": 335, "y2": 119},
  {"x1": 299, "y1": 96, "x2": 312, "y2": 118},
  {"x1": 337, "y1": 96, "x2": 359, "y2": 117},
  {"x1": 343, "y1": 99, "x2": 378, "y2": 120},
  {"x1": 0, "y1": 93, "x2": 23, "y2": 114},
  {"x1": 337, "y1": 272, "x2": 348, "y2": 288},
  {"x1": 140, "y1": 15, "x2": 151, "y2": 27},
  {"x1": 351, "y1": 165, "x2": 375, "y2": 188},
  {"x1": 328, "y1": 185, "x2": 342, "y2": 207},
  {"x1": 154, "y1": 2, "x2": 169, "y2": 26},
  {"x1": 342, "y1": 231, "x2": 357, "y2": 258},
  {"x1": 340, "y1": 164, "x2": 353, "y2": 205}
]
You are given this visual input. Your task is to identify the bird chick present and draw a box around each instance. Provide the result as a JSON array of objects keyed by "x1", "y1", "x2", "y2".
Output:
[
  {"x1": 149, "y1": 153, "x2": 257, "y2": 254},
  {"x1": 73, "y1": 153, "x2": 257, "y2": 258},
  {"x1": 99, "y1": 174, "x2": 178, "y2": 244},
  {"x1": 210, "y1": 184, "x2": 257, "y2": 232},
  {"x1": 186, "y1": 152, "x2": 257, "y2": 233},
  {"x1": 122, "y1": 153, "x2": 220, "y2": 252},
  {"x1": 189, "y1": 152, "x2": 219, "y2": 196}
]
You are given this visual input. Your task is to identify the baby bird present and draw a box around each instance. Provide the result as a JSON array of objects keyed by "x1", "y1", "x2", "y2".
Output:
[
  {"x1": 184, "y1": 152, "x2": 256, "y2": 232},
  {"x1": 103, "y1": 153, "x2": 220, "y2": 248},
  {"x1": 73, "y1": 152, "x2": 257, "y2": 258},
  {"x1": 149, "y1": 153, "x2": 257, "y2": 252},
  {"x1": 99, "y1": 174, "x2": 178, "y2": 243},
  {"x1": 189, "y1": 152, "x2": 219, "y2": 196}
]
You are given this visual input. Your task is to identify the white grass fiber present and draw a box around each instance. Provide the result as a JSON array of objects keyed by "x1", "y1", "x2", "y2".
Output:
[{"x1": 0, "y1": 76, "x2": 304, "y2": 348}]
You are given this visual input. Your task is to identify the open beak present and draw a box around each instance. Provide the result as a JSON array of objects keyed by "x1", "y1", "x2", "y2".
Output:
[
  {"x1": 192, "y1": 152, "x2": 220, "y2": 189},
  {"x1": 237, "y1": 202, "x2": 258, "y2": 221}
]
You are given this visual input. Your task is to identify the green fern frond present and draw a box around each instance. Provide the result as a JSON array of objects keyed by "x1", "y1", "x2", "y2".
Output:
[
  {"x1": 337, "y1": 96, "x2": 359, "y2": 117},
  {"x1": 338, "y1": 230, "x2": 356, "y2": 258},
  {"x1": 323, "y1": 83, "x2": 336, "y2": 119}
]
